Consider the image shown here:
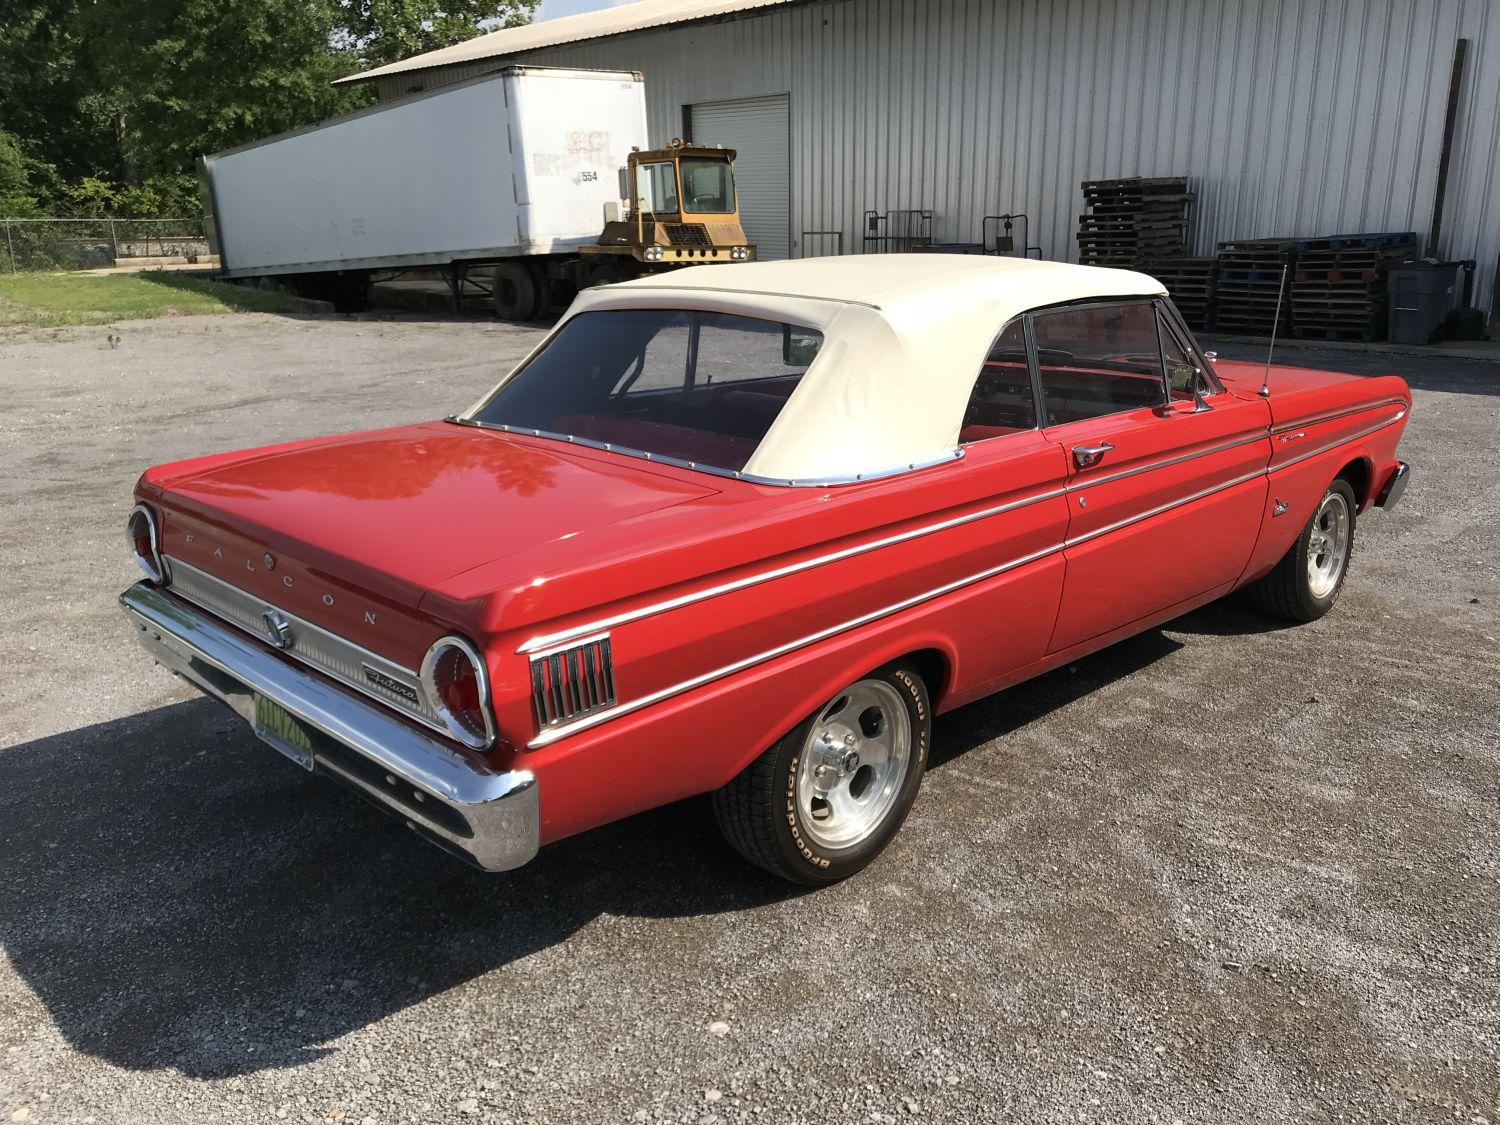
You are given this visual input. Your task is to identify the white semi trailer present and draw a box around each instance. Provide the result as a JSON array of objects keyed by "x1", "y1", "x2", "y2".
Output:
[{"x1": 201, "y1": 66, "x2": 752, "y2": 317}]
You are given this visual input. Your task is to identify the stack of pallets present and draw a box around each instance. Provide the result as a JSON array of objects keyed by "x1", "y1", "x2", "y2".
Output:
[
  {"x1": 1145, "y1": 258, "x2": 1217, "y2": 329},
  {"x1": 1213, "y1": 239, "x2": 1297, "y2": 335},
  {"x1": 1290, "y1": 232, "x2": 1418, "y2": 341},
  {"x1": 1076, "y1": 177, "x2": 1193, "y2": 266}
]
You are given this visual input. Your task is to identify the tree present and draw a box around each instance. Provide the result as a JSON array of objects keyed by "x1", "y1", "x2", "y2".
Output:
[
  {"x1": 340, "y1": 0, "x2": 538, "y2": 68},
  {"x1": 0, "y1": 0, "x2": 539, "y2": 215}
]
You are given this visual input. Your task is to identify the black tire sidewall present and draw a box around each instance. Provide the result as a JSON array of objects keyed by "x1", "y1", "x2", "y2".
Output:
[
  {"x1": 771, "y1": 662, "x2": 931, "y2": 884},
  {"x1": 1294, "y1": 478, "x2": 1358, "y2": 618},
  {"x1": 492, "y1": 263, "x2": 538, "y2": 320}
]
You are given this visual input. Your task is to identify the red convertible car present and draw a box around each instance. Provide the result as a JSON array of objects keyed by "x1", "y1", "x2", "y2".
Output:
[{"x1": 122, "y1": 255, "x2": 1410, "y2": 884}]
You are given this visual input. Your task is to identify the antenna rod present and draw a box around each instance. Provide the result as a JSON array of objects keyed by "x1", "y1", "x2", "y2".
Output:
[{"x1": 1259, "y1": 259, "x2": 1289, "y2": 398}]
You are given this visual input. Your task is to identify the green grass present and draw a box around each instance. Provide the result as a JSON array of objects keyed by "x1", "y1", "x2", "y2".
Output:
[{"x1": 0, "y1": 271, "x2": 301, "y2": 327}]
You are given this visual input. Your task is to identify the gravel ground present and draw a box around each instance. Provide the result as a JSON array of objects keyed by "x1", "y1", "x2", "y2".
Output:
[{"x1": 1, "y1": 312, "x2": 1496, "y2": 1125}]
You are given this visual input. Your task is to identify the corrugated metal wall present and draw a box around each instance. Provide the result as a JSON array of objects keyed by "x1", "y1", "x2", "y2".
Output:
[{"x1": 384, "y1": 0, "x2": 1500, "y2": 310}]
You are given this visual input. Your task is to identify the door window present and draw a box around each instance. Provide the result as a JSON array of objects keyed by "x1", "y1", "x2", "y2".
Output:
[
  {"x1": 959, "y1": 320, "x2": 1037, "y2": 443},
  {"x1": 636, "y1": 162, "x2": 679, "y2": 213},
  {"x1": 1032, "y1": 302, "x2": 1167, "y2": 426}
]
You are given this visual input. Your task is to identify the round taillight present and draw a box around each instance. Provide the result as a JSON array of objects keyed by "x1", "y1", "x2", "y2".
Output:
[
  {"x1": 127, "y1": 503, "x2": 167, "y2": 584},
  {"x1": 420, "y1": 635, "x2": 495, "y2": 750}
]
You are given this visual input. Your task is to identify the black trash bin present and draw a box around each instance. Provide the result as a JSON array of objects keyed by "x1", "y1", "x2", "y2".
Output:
[{"x1": 1388, "y1": 261, "x2": 1461, "y2": 344}]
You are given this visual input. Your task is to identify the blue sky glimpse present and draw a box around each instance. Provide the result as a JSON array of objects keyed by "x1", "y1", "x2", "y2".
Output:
[{"x1": 535, "y1": 0, "x2": 636, "y2": 20}]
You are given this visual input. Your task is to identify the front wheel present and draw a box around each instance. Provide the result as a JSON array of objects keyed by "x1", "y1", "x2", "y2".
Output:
[
  {"x1": 712, "y1": 662, "x2": 930, "y2": 885},
  {"x1": 1248, "y1": 477, "x2": 1358, "y2": 622}
]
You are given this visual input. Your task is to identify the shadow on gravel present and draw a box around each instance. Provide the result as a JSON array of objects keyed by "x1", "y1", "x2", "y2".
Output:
[
  {"x1": 0, "y1": 698, "x2": 794, "y2": 1079},
  {"x1": 0, "y1": 600, "x2": 1288, "y2": 1079}
]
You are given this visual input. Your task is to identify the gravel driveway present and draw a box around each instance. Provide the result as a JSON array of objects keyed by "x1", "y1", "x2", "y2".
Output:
[{"x1": 1, "y1": 312, "x2": 1496, "y2": 1124}]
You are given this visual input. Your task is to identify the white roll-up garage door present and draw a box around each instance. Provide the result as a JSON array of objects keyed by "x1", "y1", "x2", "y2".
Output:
[{"x1": 687, "y1": 95, "x2": 790, "y2": 261}]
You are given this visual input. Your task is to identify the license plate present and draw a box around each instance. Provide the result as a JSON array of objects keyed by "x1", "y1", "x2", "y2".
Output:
[{"x1": 253, "y1": 694, "x2": 316, "y2": 771}]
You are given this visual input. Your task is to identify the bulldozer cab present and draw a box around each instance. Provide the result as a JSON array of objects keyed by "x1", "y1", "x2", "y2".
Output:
[{"x1": 592, "y1": 138, "x2": 756, "y2": 266}]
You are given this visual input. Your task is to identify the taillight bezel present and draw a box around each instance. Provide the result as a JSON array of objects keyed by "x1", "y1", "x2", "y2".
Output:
[
  {"x1": 420, "y1": 634, "x2": 497, "y2": 750},
  {"x1": 127, "y1": 503, "x2": 169, "y2": 584}
]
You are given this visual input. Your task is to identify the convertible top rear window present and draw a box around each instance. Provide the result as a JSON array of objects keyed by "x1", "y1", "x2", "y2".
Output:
[{"x1": 468, "y1": 309, "x2": 823, "y2": 475}]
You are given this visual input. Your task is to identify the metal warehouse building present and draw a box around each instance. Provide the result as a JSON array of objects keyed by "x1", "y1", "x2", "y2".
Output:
[{"x1": 338, "y1": 0, "x2": 1500, "y2": 309}]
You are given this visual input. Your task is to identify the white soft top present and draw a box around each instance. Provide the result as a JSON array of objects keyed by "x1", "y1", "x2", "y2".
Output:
[{"x1": 490, "y1": 255, "x2": 1166, "y2": 484}]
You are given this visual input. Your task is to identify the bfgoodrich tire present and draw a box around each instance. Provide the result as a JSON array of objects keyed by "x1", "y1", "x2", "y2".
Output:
[
  {"x1": 1249, "y1": 477, "x2": 1358, "y2": 622},
  {"x1": 711, "y1": 662, "x2": 931, "y2": 885}
]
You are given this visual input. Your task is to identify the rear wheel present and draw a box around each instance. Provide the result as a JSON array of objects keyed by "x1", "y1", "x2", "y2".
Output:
[
  {"x1": 712, "y1": 662, "x2": 930, "y2": 885},
  {"x1": 492, "y1": 261, "x2": 543, "y2": 321},
  {"x1": 588, "y1": 262, "x2": 631, "y2": 288},
  {"x1": 1249, "y1": 477, "x2": 1357, "y2": 622}
]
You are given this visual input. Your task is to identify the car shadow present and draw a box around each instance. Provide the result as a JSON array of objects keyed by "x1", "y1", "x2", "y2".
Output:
[
  {"x1": 0, "y1": 603, "x2": 1278, "y2": 1080},
  {"x1": 0, "y1": 698, "x2": 796, "y2": 1079}
]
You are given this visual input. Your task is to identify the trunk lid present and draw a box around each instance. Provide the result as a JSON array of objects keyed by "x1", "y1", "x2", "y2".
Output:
[{"x1": 141, "y1": 421, "x2": 718, "y2": 663}]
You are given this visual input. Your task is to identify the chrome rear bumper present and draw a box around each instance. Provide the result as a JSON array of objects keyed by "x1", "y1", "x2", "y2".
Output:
[
  {"x1": 1377, "y1": 461, "x2": 1410, "y2": 509},
  {"x1": 120, "y1": 582, "x2": 538, "y2": 872}
]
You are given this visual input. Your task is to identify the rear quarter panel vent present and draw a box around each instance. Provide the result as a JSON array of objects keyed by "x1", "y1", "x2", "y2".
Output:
[{"x1": 530, "y1": 634, "x2": 615, "y2": 730}]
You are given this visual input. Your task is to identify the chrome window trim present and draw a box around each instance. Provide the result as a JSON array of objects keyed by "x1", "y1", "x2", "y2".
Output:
[
  {"x1": 447, "y1": 415, "x2": 966, "y2": 488},
  {"x1": 165, "y1": 558, "x2": 448, "y2": 737},
  {"x1": 1157, "y1": 298, "x2": 1224, "y2": 394},
  {"x1": 1027, "y1": 297, "x2": 1174, "y2": 426}
]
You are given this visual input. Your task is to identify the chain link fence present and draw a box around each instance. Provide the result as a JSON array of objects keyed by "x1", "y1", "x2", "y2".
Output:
[{"x1": 0, "y1": 218, "x2": 210, "y2": 273}]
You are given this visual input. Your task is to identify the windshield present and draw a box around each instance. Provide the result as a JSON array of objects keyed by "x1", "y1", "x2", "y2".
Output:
[
  {"x1": 680, "y1": 157, "x2": 736, "y2": 213},
  {"x1": 636, "y1": 161, "x2": 678, "y2": 212},
  {"x1": 467, "y1": 310, "x2": 824, "y2": 475}
]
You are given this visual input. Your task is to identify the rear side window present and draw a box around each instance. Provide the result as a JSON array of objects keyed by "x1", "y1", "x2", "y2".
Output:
[
  {"x1": 959, "y1": 320, "x2": 1037, "y2": 443},
  {"x1": 1032, "y1": 302, "x2": 1167, "y2": 426},
  {"x1": 469, "y1": 309, "x2": 823, "y2": 474}
]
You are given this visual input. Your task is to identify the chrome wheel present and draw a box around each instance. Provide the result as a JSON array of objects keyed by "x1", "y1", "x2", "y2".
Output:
[
  {"x1": 795, "y1": 679, "x2": 911, "y2": 851},
  {"x1": 1306, "y1": 490, "x2": 1351, "y2": 599}
]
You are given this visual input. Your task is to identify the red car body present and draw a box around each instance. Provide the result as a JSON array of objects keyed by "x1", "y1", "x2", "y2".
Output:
[{"x1": 122, "y1": 257, "x2": 1410, "y2": 873}]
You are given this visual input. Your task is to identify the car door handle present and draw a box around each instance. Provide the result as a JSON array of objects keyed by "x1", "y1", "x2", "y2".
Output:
[{"x1": 1072, "y1": 442, "x2": 1115, "y2": 469}]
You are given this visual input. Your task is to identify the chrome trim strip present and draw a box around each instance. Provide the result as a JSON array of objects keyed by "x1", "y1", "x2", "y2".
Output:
[
  {"x1": 523, "y1": 407, "x2": 1411, "y2": 748},
  {"x1": 446, "y1": 416, "x2": 965, "y2": 489},
  {"x1": 1273, "y1": 409, "x2": 1407, "y2": 471},
  {"x1": 121, "y1": 581, "x2": 538, "y2": 872},
  {"x1": 516, "y1": 485, "x2": 1068, "y2": 655},
  {"x1": 1065, "y1": 468, "x2": 1268, "y2": 548},
  {"x1": 527, "y1": 541, "x2": 1065, "y2": 749},
  {"x1": 165, "y1": 558, "x2": 445, "y2": 735},
  {"x1": 525, "y1": 630, "x2": 614, "y2": 661},
  {"x1": 1068, "y1": 429, "x2": 1268, "y2": 491},
  {"x1": 517, "y1": 427, "x2": 1271, "y2": 656},
  {"x1": 1270, "y1": 398, "x2": 1407, "y2": 435},
  {"x1": 526, "y1": 454, "x2": 1315, "y2": 748}
]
